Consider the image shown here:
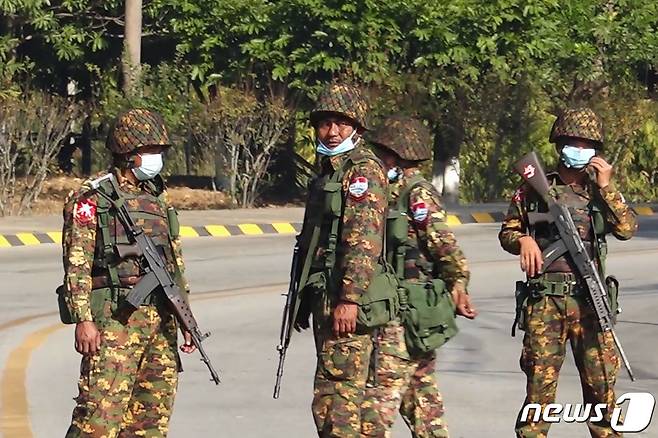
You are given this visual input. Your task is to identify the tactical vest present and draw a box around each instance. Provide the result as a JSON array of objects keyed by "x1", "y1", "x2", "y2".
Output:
[
  {"x1": 94, "y1": 176, "x2": 181, "y2": 296},
  {"x1": 387, "y1": 173, "x2": 458, "y2": 355},
  {"x1": 297, "y1": 150, "x2": 399, "y2": 329},
  {"x1": 525, "y1": 176, "x2": 608, "y2": 274},
  {"x1": 57, "y1": 175, "x2": 181, "y2": 324}
]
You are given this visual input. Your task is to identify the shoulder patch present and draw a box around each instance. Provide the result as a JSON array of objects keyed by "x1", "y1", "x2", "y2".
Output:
[
  {"x1": 348, "y1": 176, "x2": 369, "y2": 200},
  {"x1": 73, "y1": 198, "x2": 97, "y2": 225},
  {"x1": 411, "y1": 200, "x2": 429, "y2": 224}
]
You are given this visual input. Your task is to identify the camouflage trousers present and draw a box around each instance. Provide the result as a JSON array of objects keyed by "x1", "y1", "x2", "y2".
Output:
[
  {"x1": 516, "y1": 294, "x2": 621, "y2": 438},
  {"x1": 312, "y1": 299, "x2": 374, "y2": 438},
  {"x1": 361, "y1": 321, "x2": 449, "y2": 438},
  {"x1": 66, "y1": 305, "x2": 179, "y2": 438}
]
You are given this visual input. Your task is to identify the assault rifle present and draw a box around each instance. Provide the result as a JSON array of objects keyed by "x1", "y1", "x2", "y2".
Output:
[
  {"x1": 513, "y1": 152, "x2": 634, "y2": 381},
  {"x1": 273, "y1": 241, "x2": 302, "y2": 399},
  {"x1": 89, "y1": 174, "x2": 221, "y2": 385}
]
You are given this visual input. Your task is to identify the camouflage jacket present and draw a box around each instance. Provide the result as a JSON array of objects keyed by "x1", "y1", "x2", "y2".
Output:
[
  {"x1": 303, "y1": 144, "x2": 388, "y2": 303},
  {"x1": 61, "y1": 169, "x2": 188, "y2": 322},
  {"x1": 390, "y1": 167, "x2": 470, "y2": 292},
  {"x1": 499, "y1": 171, "x2": 637, "y2": 258}
]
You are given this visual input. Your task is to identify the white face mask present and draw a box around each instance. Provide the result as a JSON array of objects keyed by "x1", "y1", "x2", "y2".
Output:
[
  {"x1": 132, "y1": 153, "x2": 164, "y2": 181},
  {"x1": 317, "y1": 128, "x2": 359, "y2": 156}
]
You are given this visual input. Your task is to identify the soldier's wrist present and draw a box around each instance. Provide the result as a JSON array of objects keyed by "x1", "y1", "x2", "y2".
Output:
[
  {"x1": 450, "y1": 280, "x2": 467, "y2": 294},
  {"x1": 76, "y1": 319, "x2": 95, "y2": 326},
  {"x1": 72, "y1": 309, "x2": 94, "y2": 324},
  {"x1": 599, "y1": 182, "x2": 617, "y2": 197}
]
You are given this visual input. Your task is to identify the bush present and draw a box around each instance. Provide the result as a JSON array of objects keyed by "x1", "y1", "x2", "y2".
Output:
[{"x1": 0, "y1": 93, "x2": 82, "y2": 216}]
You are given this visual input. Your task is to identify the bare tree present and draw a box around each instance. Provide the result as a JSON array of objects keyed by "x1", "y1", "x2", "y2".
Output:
[
  {"x1": 0, "y1": 95, "x2": 81, "y2": 216},
  {"x1": 193, "y1": 88, "x2": 291, "y2": 207}
]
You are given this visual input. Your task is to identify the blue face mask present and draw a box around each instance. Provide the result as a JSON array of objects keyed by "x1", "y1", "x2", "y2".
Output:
[
  {"x1": 387, "y1": 167, "x2": 400, "y2": 182},
  {"x1": 561, "y1": 145, "x2": 596, "y2": 169},
  {"x1": 317, "y1": 129, "x2": 359, "y2": 156}
]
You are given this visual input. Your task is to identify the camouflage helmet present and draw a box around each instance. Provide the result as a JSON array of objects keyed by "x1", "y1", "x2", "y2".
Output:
[
  {"x1": 367, "y1": 115, "x2": 432, "y2": 161},
  {"x1": 106, "y1": 108, "x2": 171, "y2": 155},
  {"x1": 549, "y1": 107, "x2": 604, "y2": 147},
  {"x1": 309, "y1": 82, "x2": 369, "y2": 129}
]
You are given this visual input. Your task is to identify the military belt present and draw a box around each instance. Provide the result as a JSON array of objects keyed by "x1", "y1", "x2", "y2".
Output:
[{"x1": 537, "y1": 272, "x2": 585, "y2": 296}]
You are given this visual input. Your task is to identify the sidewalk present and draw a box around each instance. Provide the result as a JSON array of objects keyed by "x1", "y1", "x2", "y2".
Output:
[{"x1": 0, "y1": 204, "x2": 654, "y2": 247}]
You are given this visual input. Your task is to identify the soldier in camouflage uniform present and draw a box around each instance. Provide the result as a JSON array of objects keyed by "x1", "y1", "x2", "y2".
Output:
[
  {"x1": 61, "y1": 109, "x2": 196, "y2": 438},
  {"x1": 499, "y1": 108, "x2": 637, "y2": 438},
  {"x1": 361, "y1": 116, "x2": 477, "y2": 438},
  {"x1": 293, "y1": 83, "x2": 389, "y2": 437}
]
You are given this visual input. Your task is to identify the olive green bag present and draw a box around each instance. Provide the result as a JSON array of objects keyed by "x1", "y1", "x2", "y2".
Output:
[
  {"x1": 56, "y1": 284, "x2": 74, "y2": 324},
  {"x1": 388, "y1": 175, "x2": 458, "y2": 353},
  {"x1": 400, "y1": 278, "x2": 458, "y2": 354},
  {"x1": 356, "y1": 262, "x2": 401, "y2": 329}
]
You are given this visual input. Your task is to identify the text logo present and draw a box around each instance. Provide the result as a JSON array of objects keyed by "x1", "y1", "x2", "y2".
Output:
[{"x1": 520, "y1": 392, "x2": 655, "y2": 433}]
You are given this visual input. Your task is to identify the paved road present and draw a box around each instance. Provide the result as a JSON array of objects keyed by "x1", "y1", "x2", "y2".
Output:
[{"x1": 0, "y1": 219, "x2": 656, "y2": 438}]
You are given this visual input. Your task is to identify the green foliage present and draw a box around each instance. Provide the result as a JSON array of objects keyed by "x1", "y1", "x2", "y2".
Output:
[{"x1": 0, "y1": 0, "x2": 656, "y2": 205}]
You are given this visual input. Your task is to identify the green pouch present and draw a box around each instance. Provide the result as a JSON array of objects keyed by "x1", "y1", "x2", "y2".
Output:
[
  {"x1": 56, "y1": 284, "x2": 74, "y2": 325},
  {"x1": 90, "y1": 287, "x2": 112, "y2": 320},
  {"x1": 386, "y1": 209, "x2": 408, "y2": 249},
  {"x1": 605, "y1": 275, "x2": 620, "y2": 323},
  {"x1": 323, "y1": 182, "x2": 343, "y2": 217},
  {"x1": 357, "y1": 266, "x2": 400, "y2": 329},
  {"x1": 401, "y1": 278, "x2": 458, "y2": 354},
  {"x1": 55, "y1": 285, "x2": 112, "y2": 324},
  {"x1": 167, "y1": 207, "x2": 180, "y2": 239}
]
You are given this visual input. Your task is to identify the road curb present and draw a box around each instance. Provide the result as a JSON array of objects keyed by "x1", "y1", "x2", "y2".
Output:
[{"x1": 0, "y1": 206, "x2": 653, "y2": 248}]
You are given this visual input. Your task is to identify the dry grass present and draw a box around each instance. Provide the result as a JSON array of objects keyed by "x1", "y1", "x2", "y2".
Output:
[{"x1": 24, "y1": 175, "x2": 232, "y2": 215}]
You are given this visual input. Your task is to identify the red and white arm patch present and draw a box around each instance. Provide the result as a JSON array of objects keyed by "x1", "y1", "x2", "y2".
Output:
[
  {"x1": 411, "y1": 200, "x2": 429, "y2": 225},
  {"x1": 73, "y1": 199, "x2": 97, "y2": 225},
  {"x1": 348, "y1": 176, "x2": 369, "y2": 201}
]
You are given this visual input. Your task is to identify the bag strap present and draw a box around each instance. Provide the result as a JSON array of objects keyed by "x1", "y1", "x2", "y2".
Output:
[
  {"x1": 588, "y1": 202, "x2": 607, "y2": 278},
  {"x1": 95, "y1": 180, "x2": 121, "y2": 294}
]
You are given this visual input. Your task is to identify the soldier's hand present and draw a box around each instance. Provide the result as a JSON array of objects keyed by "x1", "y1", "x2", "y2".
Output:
[
  {"x1": 333, "y1": 301, "x2": 358, "y2": 337},
  {"x1": 180, "y1": 331, "x2": 196, "y2": 354},
  {"x1": 455, "y1": 292, "x2": 478, "y2": 319},
  {"x1": 588, "y1": 157, "x2": 613, "y2": 189},
  {"x1": 75, "y1": 321, "x2": 101, "y2": 355},
  {"x1": 519, "y1": 235, "x2": 543, "y2": 277}
]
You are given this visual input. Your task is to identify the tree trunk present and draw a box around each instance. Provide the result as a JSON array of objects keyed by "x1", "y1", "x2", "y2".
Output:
[
  {"x1": 432, "y1": 158, "x2": 460, "y2": 205},
  {"x1": 81, "y1": 115, "x2": 92, "y2": 176},
  {"x1": 431, "y1": 94, "x2": 466, "y2": 206},
  {"x1": 123, "y1": 0, "x2": 142, "y2": 96}
]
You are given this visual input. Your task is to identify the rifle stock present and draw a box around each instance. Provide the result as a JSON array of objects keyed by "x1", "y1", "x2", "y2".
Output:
[{"x1": 513, "y1": 152, "x2": 552, "y2": 202}]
